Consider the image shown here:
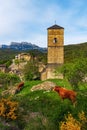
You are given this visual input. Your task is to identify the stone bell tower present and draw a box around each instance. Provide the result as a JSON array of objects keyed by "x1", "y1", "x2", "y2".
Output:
[
  {"x1": 41, "y1": 24, "x2": 64, "y2": 80},
  {"x1": 47, "y1": 24, "x2": 64, "y2": 65}
]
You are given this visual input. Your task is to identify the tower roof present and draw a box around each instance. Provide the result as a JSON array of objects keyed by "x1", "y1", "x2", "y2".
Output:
[{"x1": 47, "y1": 24, "x2": 64, "y2": 30}]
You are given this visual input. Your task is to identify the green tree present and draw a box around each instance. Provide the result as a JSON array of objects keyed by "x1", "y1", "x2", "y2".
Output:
[
  {"x1": 28, "y1": 49, "x2": 47, "y2": 64},
  {"x1": 23, "y1": 59, "x2": 40, "y2": 80},
  {"x1": 0, "y1": 72, "x2": 20, "y2": 87},
  {"x1": 6, "y1": 60, "x2": 12, "y2": 67},
  {"x1": 56, "y1": 58, "x2": 87, "y2": 90},
  {"x1": 14, "y1": 59, "x2": 20, "y2": 68}
]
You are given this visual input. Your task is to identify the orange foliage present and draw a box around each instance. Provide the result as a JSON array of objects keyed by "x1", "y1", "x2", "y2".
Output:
[
  {"x1": 60, "y1": 111, "x2": 87, "y2": 130},
  {"x1": 0, "y1": 98, "x2": 18, "y2": 120}
]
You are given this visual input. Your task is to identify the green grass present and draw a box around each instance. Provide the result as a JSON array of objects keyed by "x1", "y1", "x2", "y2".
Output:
[
  {"x1": 17, "y1": 80, "x2": 42, "y2": 96},
  {"x1": 1, "y1": 79, "x2": 87, "y2": 130}
]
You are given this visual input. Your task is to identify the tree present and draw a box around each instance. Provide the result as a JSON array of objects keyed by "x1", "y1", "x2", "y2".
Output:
[
  {"x1": 6, "y1": 60, "x2": 12, "y2": 68},
  {"x1": 23, "y1": 59, "x2": 40, "y2": 80},
  {"x1": 14, "y1": 59, "x2": 20, "y2": 68},
  {"x1": 56, "y1": 58, "x2": 87, "y2": 90},
  {"x1": 0, "y1": 72, "x2": 20, "y2": 87}
]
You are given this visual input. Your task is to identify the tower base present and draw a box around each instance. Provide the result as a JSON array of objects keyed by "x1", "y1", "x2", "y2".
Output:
[{"x1": 41, "y1": 63, "x2": 63, "y2": 81}]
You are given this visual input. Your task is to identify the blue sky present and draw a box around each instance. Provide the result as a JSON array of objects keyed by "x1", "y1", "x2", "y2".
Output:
[{"x1": 0, "y1": 0, "x2": 87, "y2": 47}]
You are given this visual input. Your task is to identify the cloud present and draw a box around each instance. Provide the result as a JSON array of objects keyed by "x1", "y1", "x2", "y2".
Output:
[
  {"x1": 28, "y1": 34, "x2": 47, "y2": 47},
  {"x1": 65, "y1": 30, "x2": 87, "y2": 45},
  {"x1": 0, "y1": 0, "x2": 36, "y2": 34},
  {"x1": 0, "y1": 0, "x2": 87, "y2": 46}
]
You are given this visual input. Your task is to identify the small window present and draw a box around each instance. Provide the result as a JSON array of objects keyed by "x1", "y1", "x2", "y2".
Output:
[{"x1": 53, "y1": 38, "x2": 57, "y2": 43}]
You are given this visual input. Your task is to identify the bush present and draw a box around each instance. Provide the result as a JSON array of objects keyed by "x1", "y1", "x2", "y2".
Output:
[
  {"x1": 60, "y1": 113, "x2": 81, "y2": 130},
  {"x1": 60, "y1": 58, "x2": 87, "y2": 90},
  {"x1": 23, "y1": 59, "x2": 40, "y2": 80},
  {"x1": 0, "y1": 72, "x2": 20, "y2": 87},
  {"x1": 60, "y1": 111, "x2": 87, "y2": 130},
  {"x1": 0, "y1": 98, "x2": 18, "y2": 120}
]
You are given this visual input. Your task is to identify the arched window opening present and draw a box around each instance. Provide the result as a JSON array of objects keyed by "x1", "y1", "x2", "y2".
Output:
[{"x1": 53, "y1": 38, "x2": 57, "y2": 43}]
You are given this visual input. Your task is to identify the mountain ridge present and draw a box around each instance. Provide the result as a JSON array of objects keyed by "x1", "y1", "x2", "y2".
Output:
[{"x1": 0, "y1": 42, "x2": 46, "y2": 51}]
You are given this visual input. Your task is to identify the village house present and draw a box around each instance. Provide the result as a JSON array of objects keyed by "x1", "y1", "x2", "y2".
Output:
[{"x1": 15, "y1": 53, "x2": 31, "y2": 61}]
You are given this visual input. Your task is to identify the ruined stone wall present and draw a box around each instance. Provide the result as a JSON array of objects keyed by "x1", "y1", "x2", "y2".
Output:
[{"x1": 41, "y1": 65, "x2": 63, "y2": 81}]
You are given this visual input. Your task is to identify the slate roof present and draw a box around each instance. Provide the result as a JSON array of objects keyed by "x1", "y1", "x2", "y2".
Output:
[{"x1": 47, "y1": 24, "x2": 64, "y2": 29}]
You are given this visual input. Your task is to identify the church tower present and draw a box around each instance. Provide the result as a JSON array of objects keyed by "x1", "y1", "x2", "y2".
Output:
[
  {"x1": 47, "y1": 24, "x2": 64, "y2": 65},
  {"x1": 41, "y1": 24, "x2": 64, "y2": 80}
]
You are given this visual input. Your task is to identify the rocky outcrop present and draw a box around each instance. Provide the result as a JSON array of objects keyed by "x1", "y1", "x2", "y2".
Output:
[
  {"x1": 2, "y1": 86, "x2": 17, "y2": 95},
  {"x1": 31, "y1": 81, "x2": 56, "y2": 91},
  {"x1": 2, "y1": 82, "x2": 24, "y2": 95}
]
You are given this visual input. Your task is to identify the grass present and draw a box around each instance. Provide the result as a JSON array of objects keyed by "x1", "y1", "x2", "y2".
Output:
[{"x1": 0, "y1": 79, "x2": 87, "y2": 130}]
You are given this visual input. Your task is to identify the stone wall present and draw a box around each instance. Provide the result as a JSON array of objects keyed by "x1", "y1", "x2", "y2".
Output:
[
  {"x1": 47, "y1": 29, "x2": 64, "y2": 64},
  {"x1": 48, "y1": 47, "x2": 64, "y2": 64},
  {"x1": 48, "y1": 29, "x2": 64, "y2": 47},
  {"x1": 41, "y1": 64, "x2": 63, "y2": 81}
]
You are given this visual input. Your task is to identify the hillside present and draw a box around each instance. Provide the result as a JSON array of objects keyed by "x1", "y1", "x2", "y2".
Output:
[
  {"x1": 0, "y1": 49, "x2": 47, "y2": 66},
  {"x1": 0, "y1": 49, "x2": 21, "y2": 65},
  {"x1": 64, "y1": 42, "x2": 87, "y2": 62},
  {"x1": 0, "y1": 79, "x2": 87, "y2": 130}
]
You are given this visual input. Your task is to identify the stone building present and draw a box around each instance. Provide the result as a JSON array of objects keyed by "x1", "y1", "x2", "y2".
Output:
[
  {"x1": 41, "y1": 24, "x2": 64, "y2": 80},
  {"x1": 15, "y1": 53, "x2": 31, "y2": 61}
]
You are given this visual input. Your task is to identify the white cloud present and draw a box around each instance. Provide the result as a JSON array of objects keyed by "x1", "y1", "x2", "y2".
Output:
[
  {"x1": 0, "y1": 0, "x2": 87, "y2": 47},
  {"x1": 0, "y1": 0, "x2": 36, "y2": 35},
  {"x1": 25, "y1": 33, "x2": 47, "y2": 47},
  {"x1": 65, "y1": 31, "x2": 87, "y2": 45}
]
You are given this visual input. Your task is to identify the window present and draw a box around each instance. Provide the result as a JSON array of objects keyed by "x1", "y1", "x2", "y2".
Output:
[{"x1": 53, "y1": 38, "x2": 57, "y2": 43}]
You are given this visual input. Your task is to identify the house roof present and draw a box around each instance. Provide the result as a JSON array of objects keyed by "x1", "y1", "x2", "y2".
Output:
[{"x1": 47, "y1": 24, "x2": 64, "y2": 30}]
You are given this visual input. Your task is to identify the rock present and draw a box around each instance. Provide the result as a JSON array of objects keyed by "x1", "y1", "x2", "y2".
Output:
[
  {"x1": 2, "y1": 82, "x2": 24, "y2": 96},
  {"x1": 2, "y1": 86, "x2": 17, "y2": 96},
  {"x1": 31, "y1": 81, "x2": 56, "y2": 91}
]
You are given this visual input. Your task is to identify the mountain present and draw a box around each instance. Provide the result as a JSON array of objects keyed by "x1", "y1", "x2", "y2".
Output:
[{"x1": 1, "y1": 42, "x2": 47, "y2": 52}]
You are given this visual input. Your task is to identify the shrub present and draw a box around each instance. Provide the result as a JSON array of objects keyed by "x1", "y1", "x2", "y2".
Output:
[
  {"x1": 60, "y1": 113, "x2": 81, "y2": 130},
  {"x1": 0, "y1": 72, "x2": 20, "y2": 87},
  {"x1": 59, "y1": 58, "x2": 87, "y2": 90},
  {"x1": 23, "y1": 59, "x2": 40, "y2": 80},
  {"x1": 78, "y1": 111, "x2": 87, "y2": 130},
  {"x1": 0, "y1": 98, "x2": 18, "y2": 120},
  {"x1": 60, "y1": 111, "x2": 87, "y2": 130}
]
